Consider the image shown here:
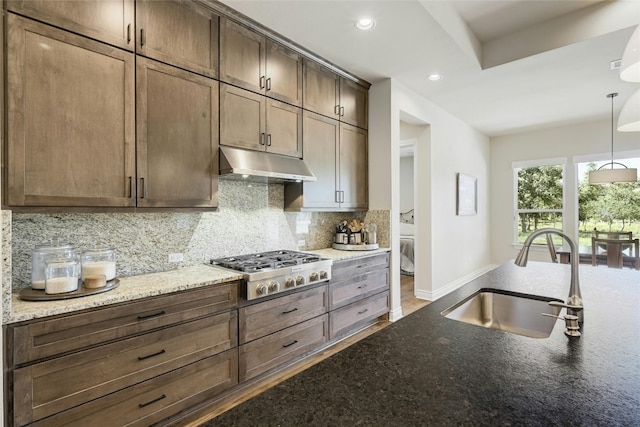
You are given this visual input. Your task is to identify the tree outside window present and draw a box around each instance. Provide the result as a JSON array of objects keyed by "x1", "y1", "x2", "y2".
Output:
[
  {"x1": 515, "y1": 164, "x2": 564, "y2": 244},
  {"x1": 578, "y1": 160, "x2": 640, "y2": 246}
]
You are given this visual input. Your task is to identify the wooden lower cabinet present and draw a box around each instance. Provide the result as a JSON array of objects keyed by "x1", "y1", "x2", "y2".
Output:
[
  {"x1": 5, "y1": 283, "x2": 240, "y2": 427},
  {"x1": 328, "y1": 253, "x2": 390, "y2": 340},
  {"x1": 239, "y1": 314, "x2": 328, "y2": 382},
  {"x1": 5, "y1": 254, "x2": 390, "y2": 425},
  {"x1": 330, "y1": 291, "x2": 389, "y2": 340},
  {"x1": 239, "y1": 285, "x2": 328, "y2": 344},
  {"x1": 11, "y1": 282, "x2": 238, "y2": 365},
  {"x1": 13, "y1": 312, "x2": 237, "y2": 425},
  {"x1": 29, "y1": 349, "x2": 238, "y2": 427}
]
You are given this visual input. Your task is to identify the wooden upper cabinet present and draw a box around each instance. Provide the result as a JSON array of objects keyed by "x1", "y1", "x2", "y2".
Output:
[
  {"x1": 265, "y1": 39, "x2": 303, "y2": 106},
  {"x1": 220, "y1": 84, "x2": 302, "y2": 158},
  {"x1": 266, "y1": 99, "x2": 302, "y2": 157},
  {"x1": 303, "y1": 59, "x2": 339, "y2": 120},
  {"x1": 340, "y1": 78, "x2": 369, "y2": 130},
  {"x1": 136, "y1": 57, "x2": 219, "y2": 208},
  {"x1": 339, "y1": 123, "x2": 368, "y2": 209},
  {"x1": 6, "y1": 14, "x2": 136, "y2": 208},
  {"x1": 284, "y1": 114, "x2": 367, "y2": 211},
  {"x1": 220, "y1": 83, "x2": 266, "y2": 152},
  {"x1": 303, "y1": 59, "x2": 368, "y2": 129},
  {"x1": 220, "y1": 17, "x2": 265, "y2": 94},
  {"x1": 295, "y1": 111, "x2": 340, "y2": 209},
  {"x1": 6, "y1": 0, "x2": 135, "y2": 51},
  {"x1": 135, "y1": 0, "x2": 219, "y2": 78},
  {"x1": 220, "y1": 17, "x2": 302, "y2": 106}
]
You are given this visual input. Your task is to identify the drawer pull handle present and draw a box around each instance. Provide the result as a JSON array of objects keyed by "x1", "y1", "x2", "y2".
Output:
[
  {"x1": 358, "y1": 308, "x2": 369, "y2": 315},
  {"x1": 138, "y1": 394, "x2": 166, "y2": 408},
  {"x1": 283, "y1": 340, "x2": 298, "y2": 348},
  {"x1": 138, "y1": 349, "x2": 166, "y2": 361},
  {"x1": 357, "y1": 284, "x2": 368, "y2": 289},
  {"x1": 282, "y1": 307, "x2": 298, "y2": 314},
  {"x1": 137, "y1": 310, "x2": 166, "y2": 320}
]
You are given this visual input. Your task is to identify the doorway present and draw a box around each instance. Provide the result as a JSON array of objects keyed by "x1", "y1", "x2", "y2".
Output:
[{"x1": 397, "y1": 119, "x2": 431, "y2": 315}]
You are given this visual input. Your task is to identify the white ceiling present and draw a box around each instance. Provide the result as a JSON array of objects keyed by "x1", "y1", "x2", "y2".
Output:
[{"x1": 219, "y1": 0, "x2": 640, "y2": 137}]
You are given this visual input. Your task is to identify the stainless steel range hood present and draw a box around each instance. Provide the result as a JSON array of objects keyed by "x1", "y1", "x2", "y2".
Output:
[{"x1": 219, "y1": 146, "x2": 316, "y2": 182}]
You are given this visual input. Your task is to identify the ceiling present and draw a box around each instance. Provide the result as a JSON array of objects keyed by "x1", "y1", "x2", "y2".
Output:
[{"x1": 219, "y1": 0, "x2": 640, "y2": 137}]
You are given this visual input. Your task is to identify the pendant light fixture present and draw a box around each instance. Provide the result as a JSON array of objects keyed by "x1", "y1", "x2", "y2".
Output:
[{"x1": 588, "y1": 93, "x2": 638, "y2": 184}]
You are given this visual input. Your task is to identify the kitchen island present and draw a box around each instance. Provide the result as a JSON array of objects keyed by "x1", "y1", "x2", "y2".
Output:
[{"x1": 203, "y1": 261, "x2": 640, "y2": 426}]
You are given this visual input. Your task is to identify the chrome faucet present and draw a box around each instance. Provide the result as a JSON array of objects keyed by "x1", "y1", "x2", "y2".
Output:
[{"x1": 515, "y1": 228, "x2": 584, "y2": 323}]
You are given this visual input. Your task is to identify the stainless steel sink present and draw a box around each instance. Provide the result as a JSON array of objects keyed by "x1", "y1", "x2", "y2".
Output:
[{"x1": 441, "y1": 288, "x2": 564, "y2": 338}]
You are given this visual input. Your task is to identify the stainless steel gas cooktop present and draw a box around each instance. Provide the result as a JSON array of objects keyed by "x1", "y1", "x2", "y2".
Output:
[{"x1": 210, "y1": 250, "x2": 332, "y2": 300}]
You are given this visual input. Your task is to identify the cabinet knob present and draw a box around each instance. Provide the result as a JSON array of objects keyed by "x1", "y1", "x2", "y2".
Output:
[
  {"x1": 268, "y1": 280, "x2": 280, "y2": 293},
  {"x1": 256, "y1": 283, "x2": 267, "y2": 296}
]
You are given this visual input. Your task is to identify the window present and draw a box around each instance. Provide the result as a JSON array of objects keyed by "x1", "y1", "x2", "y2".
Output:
[
  {"x1": 577, "y1": 156, "x2": 640, "y2": 247},
  {"x1": 513, "y1": 159, "x2": 565, "y2": 244}
]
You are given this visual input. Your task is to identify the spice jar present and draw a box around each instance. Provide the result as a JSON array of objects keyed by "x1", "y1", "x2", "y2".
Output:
[
  {"x1": 45, "y1": 256, "x2": 79, "y2": 295},
  {"x1": 31, "y1": 240, "x2": 74, "y2": 290},
  {"x1": 81, "y1": 246, "x2": 116, "y2": 282}
]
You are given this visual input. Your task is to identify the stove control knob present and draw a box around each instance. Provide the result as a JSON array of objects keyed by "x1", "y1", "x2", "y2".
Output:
[
  {"x1": 268, "y1": 281, "x2": 280, "y2": 293},
  {"x1": 309, "y1": 272, "x2": 319, "y2": 282},
  {"x1": 256, "y1": 283, "x2": 267, "y2": 296},
  {"x1": 296, "y1": 275, "x2": 305, "y2": 286},
  {"x1": 285, "y1": 277, "x2": 295, "y2": 288},
  {"x1": 319, "y1": 271, "x2": 328, "y2": 280}
]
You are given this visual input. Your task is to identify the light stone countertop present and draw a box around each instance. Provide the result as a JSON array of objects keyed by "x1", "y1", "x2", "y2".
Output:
[
  {"x1": 7, "y1": 248, "x2": 390, "y2": 324},
  {"x1": 7, "y1": 264, "x2": 242, "y2": 324},
  {"x1": 308, "y1": 247, "x2": 390, "y2": 261}
]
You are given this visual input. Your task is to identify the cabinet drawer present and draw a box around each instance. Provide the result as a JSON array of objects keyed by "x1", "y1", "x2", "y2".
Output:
[
  {"x1": 330, "y1": 291, "x2": 389, "y2": 340},
  {"x1": 13, "y1": 311, "x2": 237, "y2": 426},
  {"x1": 29, "y1": 349, "x2": 238, "y2": 427},
  {"x1": 12, "y1": 282, "x2": 239, "y2": 365},
  {"x1": 331, "y1": 253, "x2": 389, "y2": 281},
  {"x1": 239, "y1": 314, "x2": 328, "y2": 382},
  {"x1": 239, "y1": 285, "x2": 327, "y2": 344},
  {"x1": 329, "y1": 269, "x2": 389, "y2": 310}
]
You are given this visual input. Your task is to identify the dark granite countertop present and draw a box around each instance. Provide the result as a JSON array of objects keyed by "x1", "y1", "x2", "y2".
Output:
[{"x1": 205, "y1": 262, "x2": 640, "y2": 426}]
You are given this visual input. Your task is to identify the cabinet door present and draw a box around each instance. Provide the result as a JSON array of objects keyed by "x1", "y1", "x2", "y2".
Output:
[
  {"x1": 220, "y1": 83, "x2": 266, "y2": 152},
  {"x1": 340, "y1": 78, "x2": 369, "y2": 129},
  {"x1": 266, "y1": 39, "x2": 302, "y2": 106},
  {"x1": 339, "y1": 123, "x2": 368, "y2": 209},
  {"x1": 136, "y1": 0, "x2": 218, "y2": 78},
  {"x1": 6, "y1": 14, "x2": 136, "y2": 207},
  {"x1": 220, "y1": 17, "x2": 265, "y2": 93},
  {"x1": 6, "y1": 0, "x2": 134, "y2": 51},
  {"x1": 266, "y1": 99, "x2": 302, "y2": 158},
  {"x1": 136, "y1": 57, "x2": 218, "y2": 208},
  {"x1": 303, "y1": 59, "x2": 339, "y2": 119},
  {"x1": 298, "y1": 112, "x2": 340, "y2": 209}
]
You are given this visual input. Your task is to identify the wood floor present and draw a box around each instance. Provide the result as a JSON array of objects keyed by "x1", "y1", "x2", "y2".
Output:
[{"x1": 184, "y1": 274, "x2": 429, "y2": 427}]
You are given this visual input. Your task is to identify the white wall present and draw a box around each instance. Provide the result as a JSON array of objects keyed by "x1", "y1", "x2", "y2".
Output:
[
  {"x1": 490, "y1": 119, "x2": 640, "y2": 265},
  {"x1": 399, "y1": 156, "x2": 414, "y2": 214},
  {"x1": 370, "y1": 78, "x2": 492, "y2": 318}
]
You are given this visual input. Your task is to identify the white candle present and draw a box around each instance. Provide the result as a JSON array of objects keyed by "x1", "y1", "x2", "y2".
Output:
[
  {"x1": 82, "y1": 261, "x2": 116, "y2": 281},
  {"x1": 46, "y1": 277, "x2": 78, "y2": 294},
  {"x1": 31, "y1": 279, "x2": 46, "y2": 290}
]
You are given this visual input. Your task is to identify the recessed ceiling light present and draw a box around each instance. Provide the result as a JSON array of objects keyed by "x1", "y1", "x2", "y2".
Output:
[
  {"x1": 428, "y1": 74, "x2": 443, "y2": 81},
  {"x1": 355, "y1": 17, "x2": 376, "y2": 30}
]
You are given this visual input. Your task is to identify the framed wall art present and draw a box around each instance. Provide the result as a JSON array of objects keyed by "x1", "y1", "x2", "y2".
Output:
[{"x1": 456, "y1": 173, "x2": 477, "y2": 216}]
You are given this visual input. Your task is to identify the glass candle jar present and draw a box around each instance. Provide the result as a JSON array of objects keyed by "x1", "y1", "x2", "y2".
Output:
[
  {"x1": 31, "y1": 241, "x2": 74, "y2": 290},
  {"x1": 45, "y1": 257, "x2": 79, "y2": 295},
  {"x1": 81, "y1": 247, "x2": 116, "y2": 282}
]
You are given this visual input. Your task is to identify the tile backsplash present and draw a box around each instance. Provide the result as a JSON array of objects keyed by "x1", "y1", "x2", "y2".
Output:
[{"x1": 7, "y1": 180, "x2": 388, "y2": 291}]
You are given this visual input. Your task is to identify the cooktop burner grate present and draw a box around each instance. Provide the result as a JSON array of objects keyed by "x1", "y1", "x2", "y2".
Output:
[{"x1": 211, "y1": 250, "x2": 322, "y2": 273}]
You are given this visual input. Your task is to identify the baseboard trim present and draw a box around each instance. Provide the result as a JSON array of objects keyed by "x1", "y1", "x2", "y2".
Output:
[
  {"x1": 418, "y1": 264, "x2": 500, "y2": 301},
  {"x1": 388, "y1": 306, "x2": 404, "y2": 322}
]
